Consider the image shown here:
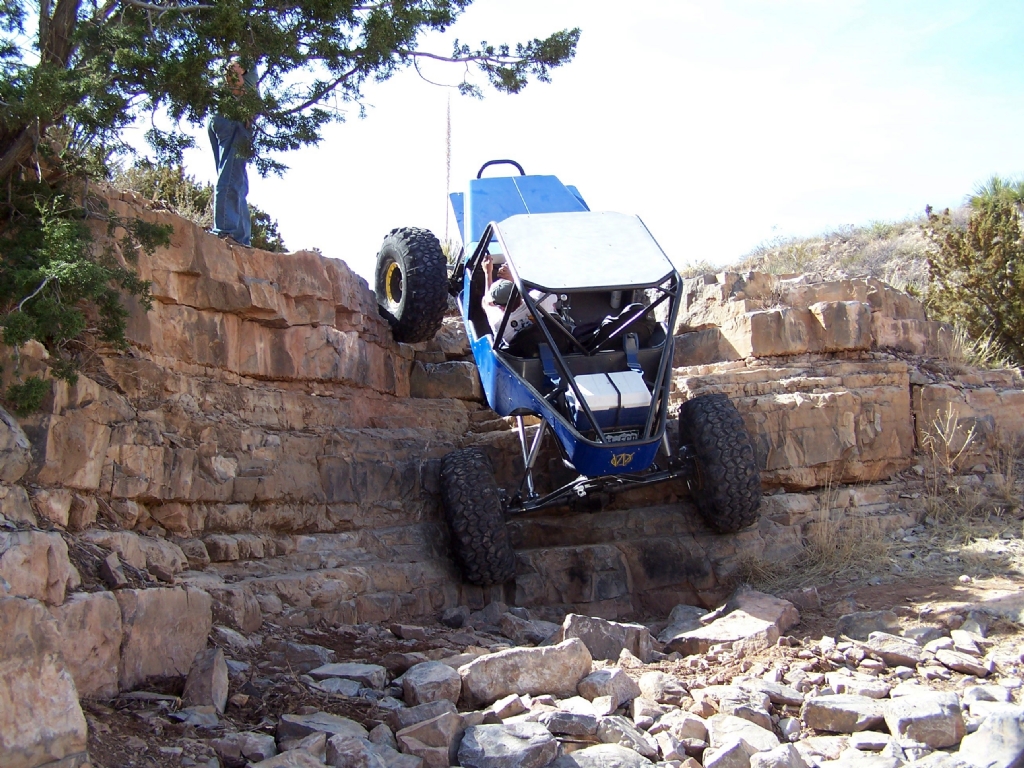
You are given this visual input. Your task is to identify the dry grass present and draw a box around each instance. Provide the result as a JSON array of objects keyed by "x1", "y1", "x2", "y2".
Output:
[
  {"x1": 740, "y1": 479, "x2": 892, "y2": 592},
  {"x1": 942, "y1": 325, "x2": 1015, "y2": 372},
  {"x1": 735, "y1": 216, "x2": 941, "y2": 297}
]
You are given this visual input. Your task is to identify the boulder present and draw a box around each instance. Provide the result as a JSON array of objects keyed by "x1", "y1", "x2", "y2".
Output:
[
  {"x1": 596, "y1": 715, "x2": 659, "y2": 759},
  {"x1": 707, "y1": 714, "x2": 780, "y2": 752},
  {"x1": 863, "y1": 631, "x2": 924, "y2": 667},
  {"x1": 665, "y1": 588, "x2": 799, "y2": 656},
  {"x1": 396, "y1": 711, "x2": 462, "y2": 768},
  {"x1": 48, "y1": 591, "x2": 122, "y2": 698},
  {"x1": 0, "y1": 531, "x2": 78, "y2": 606},
  {"x1": 0, "y1": 484, "x2": 34, "y2": 524},
  {"x1": 458, "y1": 722, "x2": 559, "y2": 768},
  {"x1": 31, "y1": 488, "x2": 73, "y2": 526},
  {"x1": 558, "y1": 613, "x2": 654, "y2": 662},
  {"x1": 577, "y1": 668, "x2": 642, "y2": 710},
  {"x1": 402, "y1": 660, "x2": 462, "y2": 706},
  {"x1": 657, "y1": 604, "x2": 708, "y2": 645},
  {"x1": 266, "y1": 640, "x2": 335, "y2": 674},
  {"x1": 638, "y1": 670, "x2": 690, "y2": 706},
  {"x1": 325, "y1": 735, "x2": 389, "y2": 768},
  {"x1": 883, "y1": 691, "x2": 965, "y2": 749},
  {"x1": 183, "y1": 647, "x2": 229, "y2": 713},
  {"x1": 116, "y1": 586, "x2": 213, "y2": 690},
  {"x1": 459, "y1": 638, "x2": 592, "y2": 708},
  {"x1": 387, "y1": 700, "x2": 458, "y2": 733},
  {"x1": 935, "y1": 649, "x2": 991, "y2": 677},
  {"x1": 956, "y1": 710, "x2": 1024, "y2": 767},
  {"x1": 800, "y1": 694, "x2": 885, "y2": 733},
  {"x1": 0, "y1": 596, "x2": 88, "y2": 768},
  {"x1": 538, "y1": 710, "x2": 601, "y2": 738},
  {"x1": 549, "y1": 743, "x2": 653, "y2": 768},
  {"x1": 251, "y1": 751, "x2": 328, "y2": 768},
  {"x1": 206, "y1": 583, "x2": 263, "y2": 633}
]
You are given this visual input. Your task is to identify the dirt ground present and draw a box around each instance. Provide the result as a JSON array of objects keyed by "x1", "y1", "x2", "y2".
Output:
[{"x1": 82, "y1": 560, "x2": 1024, "y2": 768}]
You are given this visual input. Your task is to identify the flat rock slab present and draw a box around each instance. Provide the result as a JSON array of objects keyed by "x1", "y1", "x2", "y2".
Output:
[
  {"x1": 665, "y1": 588, "x2": 799, "y2": 656},
  {"x1": 459, "y1": 638, "x2": 592, "y2": 708},
  {"x1": 707, "y1": 714, "x2": 781, "y2": 752},
  {"x1": 309, "y1": 661, "x2": 387, "y2": 689},
  {"x1": 863, "y1": 631, "x2": 924, "y2": 667},
  {"x1": 458, "y1": 722, "x2": 559, "y2": 768},
  {"x1": 883, "y1": 691, "x2": 965, "y2": 749},
  {"x1": 277, "y1": 712, "x2": 368, "y2": 742},
  {"x1": 801, "y1": 694, "x2": 885, "y2": 733},
  {"x1": 935, "y1": 649, "x2": 991, "y2": 677}
]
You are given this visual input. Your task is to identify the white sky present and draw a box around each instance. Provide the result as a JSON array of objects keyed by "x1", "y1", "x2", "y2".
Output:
[{"x1": 174, "y1": 0, "x2": 1024, "y2": 284}]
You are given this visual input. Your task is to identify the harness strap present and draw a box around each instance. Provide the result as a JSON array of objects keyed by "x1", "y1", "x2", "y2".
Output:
[
  {"x1": 624, "y1": 333, "x2": 642, "y2": 374},
  {"x1": 539, "y1": 343, "x2": 560, "y2": 389}
]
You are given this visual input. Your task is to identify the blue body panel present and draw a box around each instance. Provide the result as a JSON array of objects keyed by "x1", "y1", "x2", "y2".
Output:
[
  {"x1": 458, "y1": 175, "x2": 589, "y2": 246},
  {"x1": 460, "y1": 270, "x2": 660, "y2": 479},
  {"x1": 449, "y1": 192, "x2": 466, "y2": 244}
]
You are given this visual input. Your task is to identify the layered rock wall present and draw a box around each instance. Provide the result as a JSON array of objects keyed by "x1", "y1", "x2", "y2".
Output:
[{"x1": 1, "y1": 197, "x2": 1023, "y2": 737}]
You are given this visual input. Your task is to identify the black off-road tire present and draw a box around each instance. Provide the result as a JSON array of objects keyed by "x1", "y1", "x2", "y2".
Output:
[
  {"x1": 439, "y1": 448, "x2": 516, "y2": 586},
  {"x1": 375, "y1": 227, "x2": 449, "y2": 344},
  {"x1": 679, "y1": 394, "x2": 762, "y2": 533}
]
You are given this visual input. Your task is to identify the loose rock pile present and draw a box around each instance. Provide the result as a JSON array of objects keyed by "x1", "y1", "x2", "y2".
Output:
[{"x1": 82, "y1": 586, "x2": 1024, "y2": 768}]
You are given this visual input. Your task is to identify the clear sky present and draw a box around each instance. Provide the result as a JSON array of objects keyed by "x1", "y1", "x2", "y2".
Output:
[{"x1": 176, "y1": 0, "x2": 1024, "y2": 284}]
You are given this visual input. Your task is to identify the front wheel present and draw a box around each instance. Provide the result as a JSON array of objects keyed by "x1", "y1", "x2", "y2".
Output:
[
  {"x1": 679, "y1": 394, "x2": 762, "y2": 533},
  {"x1": 439, "y1": 448, "x2": 516, "y2": 586},
  {"x1": 374, "y1": 227, "x2": 449, "y2": 343}
]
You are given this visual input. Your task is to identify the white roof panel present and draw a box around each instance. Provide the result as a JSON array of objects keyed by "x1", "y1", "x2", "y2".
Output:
[{"x1": 494, "y1": 211, "x2": 675, "y2": 290}]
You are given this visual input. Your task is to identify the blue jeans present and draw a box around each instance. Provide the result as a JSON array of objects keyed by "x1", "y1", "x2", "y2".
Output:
[{"x1": 208, "y1": 115, "x2": 251, "y2": 246}]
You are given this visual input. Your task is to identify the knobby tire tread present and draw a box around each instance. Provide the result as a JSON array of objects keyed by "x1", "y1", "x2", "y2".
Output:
[
  {"x1": 375, "y1": 227, "x2": 448, "y2": 344},
  {"x1": 679, "y1": 394, "x2": 762, "y2": 533},
  {"x1": 439, "y1": 448, "x2": 516, "y2": 586}
]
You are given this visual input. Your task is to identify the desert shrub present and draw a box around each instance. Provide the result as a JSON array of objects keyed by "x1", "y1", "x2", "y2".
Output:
[
  {"x1": 923, "y1": 177, "x2": 1024, "y2": 366},
  {"x1": 112, "y1": 160, "x2": 287, "y2": 253}
]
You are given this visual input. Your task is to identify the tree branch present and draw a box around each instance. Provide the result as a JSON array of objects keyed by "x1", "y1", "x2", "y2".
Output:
[
  {"x1": 120, "y1": 0, "x2": 216, "y2": 12},
  {"x1": 278, "y1": 65, "x2": 362, "y2": 116},
  {"x1": 400, "y1": 49, "x2": 521, "y2": 66}
]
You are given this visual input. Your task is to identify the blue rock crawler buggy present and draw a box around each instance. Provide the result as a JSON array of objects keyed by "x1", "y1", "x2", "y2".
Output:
[{"x1": 375, "y1": 161, "x2": 761, "y2": 586}]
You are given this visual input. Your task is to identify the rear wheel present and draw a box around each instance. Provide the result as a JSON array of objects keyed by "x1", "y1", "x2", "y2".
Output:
[
  {"x1": 439, "y1": 448, "x2": 516, "y2": 586},
  {"x1": 679, "y1": 394, "x2": 762, "y2": 533},
  {"x1": 374, "y1": 227, "x2": 449, "y2": 343}
]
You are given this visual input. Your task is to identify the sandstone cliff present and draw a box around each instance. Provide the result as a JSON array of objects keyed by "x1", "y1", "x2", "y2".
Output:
[{"x1": 1, "y1": 190, "x2": 1023, "y2": 728}]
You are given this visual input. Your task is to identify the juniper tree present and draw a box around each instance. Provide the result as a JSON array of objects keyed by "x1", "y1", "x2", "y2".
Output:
[
  {"x1": 924, "y1": 176, "x2": 1024, "y2": 366},
  {"x1": 0, "y1": 0, "x2": 579, "y2": 404}
]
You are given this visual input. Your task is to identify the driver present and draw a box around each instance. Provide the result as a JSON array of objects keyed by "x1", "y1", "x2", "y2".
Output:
[{"x1": 482, "y1": 254, "x2": 557, "y2": 346}]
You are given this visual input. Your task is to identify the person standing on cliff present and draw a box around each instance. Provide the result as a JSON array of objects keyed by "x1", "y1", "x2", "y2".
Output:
[{"x1": 209, "y1": 58, "x2": 258, "y2": 246}]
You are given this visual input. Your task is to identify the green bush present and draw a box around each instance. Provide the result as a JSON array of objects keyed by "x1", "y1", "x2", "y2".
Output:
[
  {"x1": 923, "y1": 176, "x2": 1024, "y2": 367},
  {"x1": 6, "y1": 376, "x2": 50, "y2": 416},
  {"x1": 112, "y1": 160, "x2": 287, "y2": 252}
]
